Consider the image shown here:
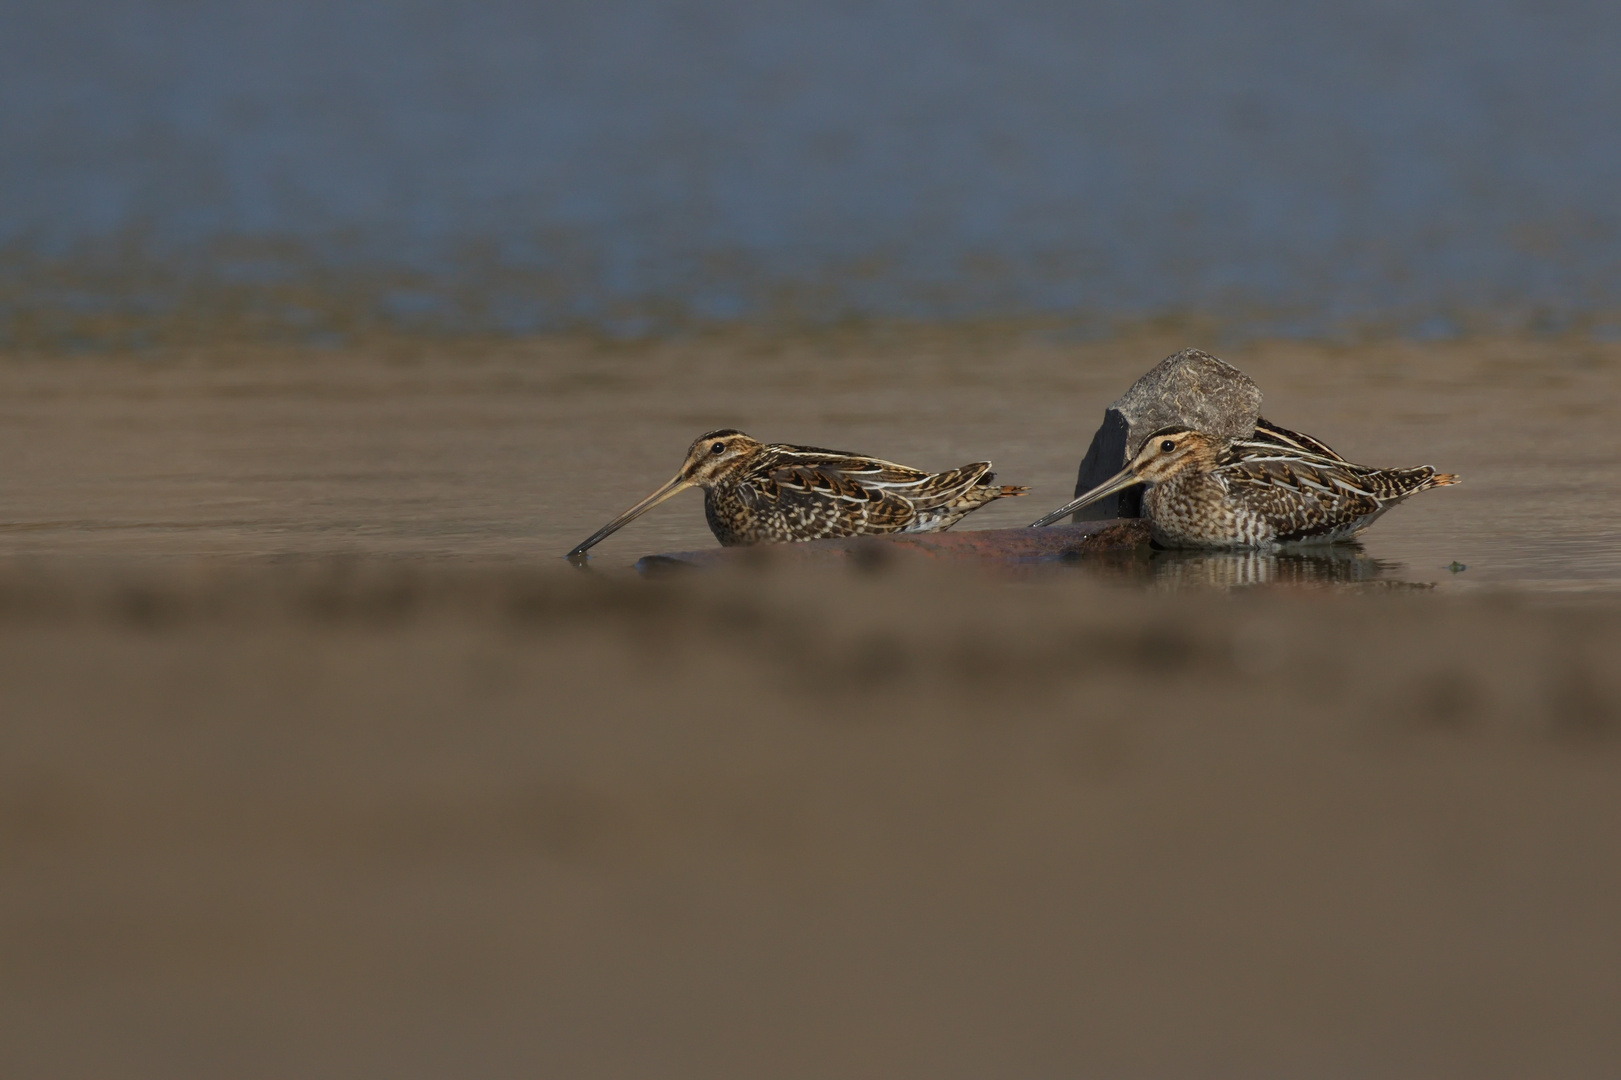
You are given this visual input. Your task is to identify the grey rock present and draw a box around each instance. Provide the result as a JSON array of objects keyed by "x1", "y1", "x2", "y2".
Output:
[
  {"x1": 1114, "y1": 348, "x2": 1263, "y2": 453},
  {"x1": 1068, "y1": 348, "x2": 1262, "y2": 521}
]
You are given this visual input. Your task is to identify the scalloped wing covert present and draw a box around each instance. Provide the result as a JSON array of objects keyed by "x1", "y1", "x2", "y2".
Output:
[{"x1": 1216, "y1": 452, "x2": 1455, "y2": 543}]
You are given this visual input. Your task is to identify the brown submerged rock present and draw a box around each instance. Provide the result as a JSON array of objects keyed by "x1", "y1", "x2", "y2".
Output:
[
  {"x1": 638, "y1": 518, "x2": 1152, "y2": 573},
  {"x1": 1070, "y1": 348, "x2": 1263, "y2": 520}
]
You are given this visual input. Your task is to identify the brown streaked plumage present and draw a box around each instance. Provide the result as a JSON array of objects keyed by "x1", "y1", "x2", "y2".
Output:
[
  {"x1": 1031, "y1": 420, "x2": 1459, "y2": 548},
  {"x1": 567, "y1": 429, "x2": 1028, "y2": 557}
]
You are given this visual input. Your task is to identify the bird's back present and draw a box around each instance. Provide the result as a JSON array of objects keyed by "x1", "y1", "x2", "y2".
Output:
[{"x1": 709, "y1": 445, "x2": 1024, "y2": 543}]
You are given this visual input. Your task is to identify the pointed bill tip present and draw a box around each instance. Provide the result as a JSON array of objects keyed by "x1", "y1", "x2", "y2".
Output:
[
  {"x1": 1027, "y1": 466, "x2": 1143, "y2": 528},
  {"x1": 564, "y1": 474, "x2": 695, "y2": 557},
  {"x1": 1029, "y1": 500, "x2": 1086, "y2": 528}
]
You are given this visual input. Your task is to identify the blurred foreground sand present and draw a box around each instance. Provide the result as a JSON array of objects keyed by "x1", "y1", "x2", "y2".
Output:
[{"x1": 2, "y1": 560, "x2": 1618, "y2": 1078}]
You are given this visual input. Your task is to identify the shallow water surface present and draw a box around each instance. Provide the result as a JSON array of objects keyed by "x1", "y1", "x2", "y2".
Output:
[{"x1": 0, "y1": 331, "x2": 1615, "y2": 589}]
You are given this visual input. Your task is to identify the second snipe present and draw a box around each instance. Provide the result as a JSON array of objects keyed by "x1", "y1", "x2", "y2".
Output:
[
  {"x1": 1032, "y1": 419, "x2": 1459, "y2": 548},
  {"x1": 567, "y1": 430, "x2": 1027, "y2": 558}
]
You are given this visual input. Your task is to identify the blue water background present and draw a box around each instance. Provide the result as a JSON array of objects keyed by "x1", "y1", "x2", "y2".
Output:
[{"x1": 4, "y1": 0, "x2": 1621, "y2": 336}]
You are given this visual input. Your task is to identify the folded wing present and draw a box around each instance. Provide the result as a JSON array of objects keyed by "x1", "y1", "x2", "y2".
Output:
[{"x1": 748, "y1": 449, "x2": 1021, "y2": 537}]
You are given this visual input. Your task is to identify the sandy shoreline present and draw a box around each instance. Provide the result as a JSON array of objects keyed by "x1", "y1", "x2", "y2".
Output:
[{"x1": 2, "y1": 559, "x2": 1618, "y2": 1077}]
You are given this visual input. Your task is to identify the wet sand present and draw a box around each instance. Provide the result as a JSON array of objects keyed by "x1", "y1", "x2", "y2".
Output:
[{"x1": 3, "y1": 330, "x2": 1621, "y2": 1076}]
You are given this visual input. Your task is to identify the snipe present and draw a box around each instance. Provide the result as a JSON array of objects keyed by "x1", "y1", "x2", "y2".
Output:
[
  {"x1": 1030, "y1": 419, "x2": 1459, "y2": 548},
  {"x1": 567, "y1": 429, "x2": 1027, "y2": 558}
]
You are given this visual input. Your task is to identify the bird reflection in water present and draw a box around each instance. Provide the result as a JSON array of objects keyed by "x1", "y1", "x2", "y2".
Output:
[{"x1": 1063, "y1": 542, "x2": 1405, "y2": 590}]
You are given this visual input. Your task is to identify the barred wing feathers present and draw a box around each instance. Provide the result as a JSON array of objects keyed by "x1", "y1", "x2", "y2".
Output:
[
  {"x1": 741, "y1": 447, "x2": 1025, "y2": 537},
  {"x1": 1217, "y1": 450, "x2": 1460, "y2": 542},
  {"x1": 1243, "y1": 418, "x2": 1349, "y2": 462}
]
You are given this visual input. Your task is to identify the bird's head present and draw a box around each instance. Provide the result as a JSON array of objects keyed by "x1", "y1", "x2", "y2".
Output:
[
  {"x1": 676, "y1": 429, "x2": 763, "y2": 487},
  {"x1": 1123, "y1": 426, "x2": 1219, "y2": 484},
  {"x1": 1029, "y1": 425, "x2": 1220, "y2": 527},
  {"x1": 565, "y1": 429, "x2": 762, "y2": 558}
]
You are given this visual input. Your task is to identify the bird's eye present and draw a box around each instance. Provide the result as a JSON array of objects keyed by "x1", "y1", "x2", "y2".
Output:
[
  {"x1": 1160, "y1": 439, "x2": 1176, "y2": 453},
  {"x1": 711, "y1": 442, "x2": 726, "y2": 455}
]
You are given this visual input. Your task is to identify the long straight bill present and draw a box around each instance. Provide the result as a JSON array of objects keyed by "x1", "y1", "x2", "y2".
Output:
[
  {"x1": 566, "y1": 475, "x2": 695, "y2": 557},
  {"x1": 1027, "y1": 466, "x2": 1143, "y2": 528}
]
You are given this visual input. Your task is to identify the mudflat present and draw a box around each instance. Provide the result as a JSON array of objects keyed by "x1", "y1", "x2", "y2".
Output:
[{"x1": 2, "y1": 330, "x2": 1620, "y2": 1077}]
